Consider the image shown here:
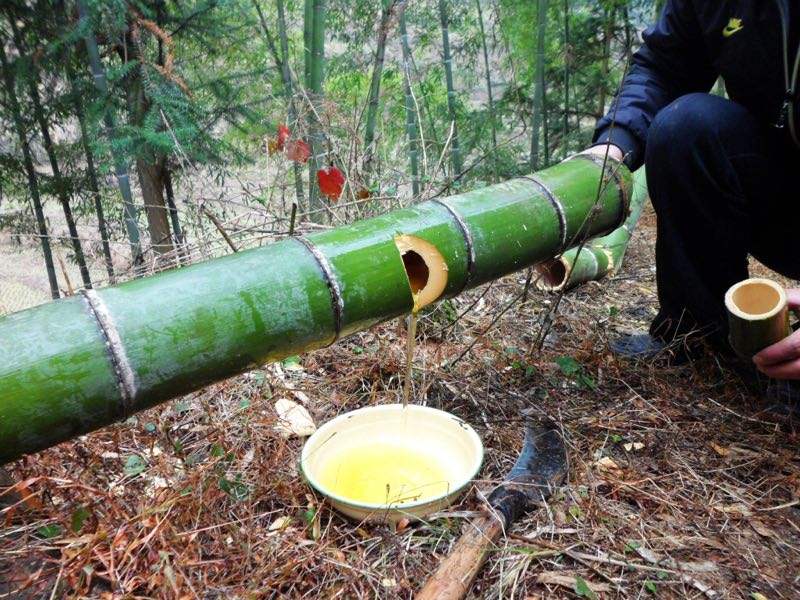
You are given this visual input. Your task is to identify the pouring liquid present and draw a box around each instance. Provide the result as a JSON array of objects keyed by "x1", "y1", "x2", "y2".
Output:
[{"x1": 402, "y1": 308, "x2": 419, "y2": 409}]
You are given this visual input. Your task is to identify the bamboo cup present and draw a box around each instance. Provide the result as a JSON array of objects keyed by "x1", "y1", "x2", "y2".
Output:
[{"x1": 725, "y1": 278, "x2": 790, "y2": 359}]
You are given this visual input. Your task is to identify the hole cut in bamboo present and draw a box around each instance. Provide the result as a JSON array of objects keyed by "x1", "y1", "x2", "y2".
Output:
[
  {"x1": 394, "y1": 234, "x2": 448, "y2": 310},
  {"x1": 535, "y1": 259, "x2": 569, "y2": 291},
  {"x1": 725, "y1": 278, "x2": 789, "y2": 358}
]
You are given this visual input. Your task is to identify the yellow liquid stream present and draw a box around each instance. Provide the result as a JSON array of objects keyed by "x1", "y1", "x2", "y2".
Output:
[{"x1": 319, "y1": 443, "x2": 452, "y2": 505}]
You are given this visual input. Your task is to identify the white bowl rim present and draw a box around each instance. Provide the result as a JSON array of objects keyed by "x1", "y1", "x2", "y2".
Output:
[{"x1": 300, "y1": 404, "x2": 484, "y2": 511}]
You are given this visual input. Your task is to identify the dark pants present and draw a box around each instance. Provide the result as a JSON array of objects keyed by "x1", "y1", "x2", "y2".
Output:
[{"x1": 645, "y1": 93, "x2": 799, "y2": 346}]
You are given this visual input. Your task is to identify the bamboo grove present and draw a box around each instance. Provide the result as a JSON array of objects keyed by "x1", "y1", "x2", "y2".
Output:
[{"x1": 0, "y1": 0, "x2": 659, "y2": 294}]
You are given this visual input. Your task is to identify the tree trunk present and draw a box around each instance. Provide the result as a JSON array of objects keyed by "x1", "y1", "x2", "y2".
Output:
[
  {"x1": 126, "y1": 32, "x2": 174, "y2": 259},
  {"x1": 76, "y1": 99, "x2": 116, "y2": 283},
  {"x1": 438, "y1": 0, "x2": 463, "y2": 178},
  {"x1": 530, "y1": 0, "x2": 547, "y2": 170},
  {"x1": 0, "y1": 43, "x2": 59, "y2": 299},
  {"x1": 399, "y1": 9, "x2": 420, "y2": 197},
  {"x1": 163, "y1": 170, "x2": 185, "y2": 257},
  {"x1": 363, "y1": 0, "x2": 404, "y2": 180},
  {"x1": 77, "y1": 0, "x2": 143, "y2": 267},
  {"x1": 9, "y1": 17, "x2": 93, "y2": 289},
  {"x1": 475, "y1": 0, "x2": 497, "y2": 181},
  {"x1": 136, "y1": 160, "x2": 173, "y2": 257}
]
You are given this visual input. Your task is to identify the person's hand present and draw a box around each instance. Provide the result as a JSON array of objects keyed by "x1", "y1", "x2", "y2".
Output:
[
  {"x1": 753, "y1": 289, "x2": 800, "y2": 379},
  {"x1": 581, "y1": 143, "x2": 624, "y2": 163}
]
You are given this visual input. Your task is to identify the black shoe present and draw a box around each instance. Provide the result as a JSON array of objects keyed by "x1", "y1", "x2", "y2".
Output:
[
  {"x1": 609, "y1": 333, "x2": 694, "y2": 365},
  {"x1": 610, "y1": 333, "x2": 665, "y2": 359}
]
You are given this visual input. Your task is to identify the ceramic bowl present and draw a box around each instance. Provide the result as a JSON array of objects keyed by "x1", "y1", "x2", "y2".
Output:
[{"x1": 300, "y1": 404, "x2": 483, "y2": 523}]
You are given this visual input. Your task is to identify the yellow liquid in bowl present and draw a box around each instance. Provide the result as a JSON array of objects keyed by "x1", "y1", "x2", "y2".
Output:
[{"x1": 317, "y1": 443, "x2": 452, "y2": 505}]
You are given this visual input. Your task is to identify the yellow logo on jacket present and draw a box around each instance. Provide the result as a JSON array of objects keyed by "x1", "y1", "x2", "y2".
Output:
[{"x1": 723, "y1": 17, "x2": 743, "y2": 37}]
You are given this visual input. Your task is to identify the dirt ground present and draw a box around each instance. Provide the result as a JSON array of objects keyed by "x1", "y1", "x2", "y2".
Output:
[{"x1": 2, "y1": 190, "x2": 800, "y2": 599}]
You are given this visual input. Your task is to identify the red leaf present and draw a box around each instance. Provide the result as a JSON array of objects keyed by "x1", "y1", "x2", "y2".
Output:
[
  {"x1": 286, "y1": 139, "x2": 311, "y2": 164},
  {"x1": 317, "y1": 166, "x2": 345, "y2": 201},
  {"x1": 276, "y1": 124, "x2": 290, "y2": 150}
]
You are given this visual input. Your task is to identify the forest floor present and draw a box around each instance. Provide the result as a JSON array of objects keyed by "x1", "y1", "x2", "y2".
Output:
[{"x1": 1, "y1": 191, "x2": 800, "y2": 599}]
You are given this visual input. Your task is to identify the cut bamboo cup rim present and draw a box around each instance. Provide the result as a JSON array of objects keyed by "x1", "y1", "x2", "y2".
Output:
[
  {"x1": 724, "y1": 278, "x2": 786, "y2": 321},
  {"x1": 535, "y1": 258, "x2": 570, "y2": 291},
  {"x1": 394, "y1": 234, "x2": 448, "y2": 310}
]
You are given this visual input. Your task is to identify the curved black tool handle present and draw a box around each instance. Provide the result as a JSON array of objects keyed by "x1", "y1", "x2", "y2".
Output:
[
  {"x1": 487, "y1": 419, "x2": 568, "y2": 525},
  {"x1": 415, "y1": 419, "x2": 568, "y2": 600}
]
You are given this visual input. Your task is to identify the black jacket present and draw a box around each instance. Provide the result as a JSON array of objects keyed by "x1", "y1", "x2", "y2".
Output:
[{"x1": 594, "y1": 0, "x2": 798, "y2": 169}]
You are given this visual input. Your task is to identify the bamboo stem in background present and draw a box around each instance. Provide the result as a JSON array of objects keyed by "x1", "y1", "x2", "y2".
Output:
[
  {"x1": 77, "y1": 0, "x2": 144, "y2": 267},
  {"x1": 75, "y1": 97, "x2": 116, "y2": 283},
  {"x1": 251, "y1": 0, "x2": 306, "y2": 209},
  {"x1": 9, "y1": 16, "x2": 93, "y2": 290},
  {"x1": 562, "y1": 0, "x2": 570, "y2": 158},
  {"x1": 57, "y1": 0, "x2": 116, "y2": 283},
  {"x1": 399, "y1": 9, "x2": 420, "y2": 197},
  {"x1": 306, "y1": 0, "x2": 326, "y2": 218},
  {"x1": 0, "y1": 157, "x2": 631, "y2": 463},
  {"x1": 475, "y1": 0, "x2": 498, "y2": 181},
  {"x1": 363, "y1": 0, "x2": 404, "y2": 182},
  {"x1": 438, "y1": 0, "x2": 463, "y2": 178},
  {"x1": 0, "y1": 43, "x2": 60, "y2": 299},
  {"x1": 303, "y1": 0, "x2": 313, "y2": 87},
  {"x1": 276, "y1": 0, "x2": 306, "y2": 207},
  {"x1": 530, "y1": 0, "x2": 548, "y2": 170}
]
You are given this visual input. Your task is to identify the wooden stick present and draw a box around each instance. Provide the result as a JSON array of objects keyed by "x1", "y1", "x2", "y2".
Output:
[
  {"x1": 202, "y1": 206, "x2": 239, "y2": 253},
  {"x1": 415, "y1": 513, "x2": 505, "y2": 600}
]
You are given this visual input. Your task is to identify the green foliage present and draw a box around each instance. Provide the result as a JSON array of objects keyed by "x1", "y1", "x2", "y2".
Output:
[
  {"x1": 554, "y1": 355, "x2": 596, "y2": 390},
  {"x1": 37, "y1": 523, "x2": 63, "y2": 539},
  {"x1": 70, "y1": 506, "x2": 92, "y2": 532},
  {"x1": 124, "y1": 454, "x2": 147, "y2": 475},
  {"x1": 574, "y1": 575, "x2": 597, "y2": 599}
]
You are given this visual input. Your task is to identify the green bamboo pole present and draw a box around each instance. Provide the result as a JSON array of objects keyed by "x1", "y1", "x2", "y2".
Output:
[
  {"x1": 0, "y1": 157, "x2": 631, "y2": 463},
  {"x1": 535, "y1": 164, "x2": 647, "y2": 292}
]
